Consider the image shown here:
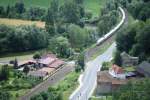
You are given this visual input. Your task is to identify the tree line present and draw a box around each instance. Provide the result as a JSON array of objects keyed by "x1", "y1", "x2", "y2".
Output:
[
  {"x1": 0, "y1": 1, "x2": 46, "y2": 21},
  {"x1": 116, "y1": 20, "x2": 150, "y2": 63},
  {"x1": 0, "y1": 25, "x2": 48, "y2": 53},
  {"x1": 114, "y1": 0, "x2": 150, "y2": 65},
  {"x1": 97, "y1": 0, "x2": 119, "y2": 37},
  {"x1": 116, "y1": 0, "x2": 150, "y2": 21}
]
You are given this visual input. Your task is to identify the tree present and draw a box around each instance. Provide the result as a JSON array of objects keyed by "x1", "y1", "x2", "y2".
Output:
[
  {"x1": 23, "y1": 65, "x2": 30, "y2": 74},
  {"x1": 33, "y1": 52, "x2": 41, "y2": 60},
  {"x1": 113, "y1": 50, "x2": 122, "y2": 66},
  {"x1": 0, "y1": 91, "x2": 12, "y2": 100},
  {"x1": 13, "y1": 58, "x2": 18, "y2": 69},
  {"x1": 0, "y1": 65, "x2": 9, "y2": 81},
  {"x1": 0, "y1": 25, "x2": 48, "y2": 53},
  {"x1": 77, "y1": 51, "x2": 85, "y2": 71},
  {"x1": 67, "y1": 24, "x2": 92, "y2": 50},
  {"x1": 48, "y1": 36, "x2": 73, "y2": 58},
  {"x1": 45, "y1": 0, "x2": 59, "y2": 35},
  {"x1": 0, "y1": 6, "x2": 5, "y2": 17},
  {"x1": 61, "y1": 0, "x2": 80, "y2": 24},
  {"x1": 26, "y1": 7, "x2": 46, "y2": 21},
  {"x1": 15, "y1": 0, "x2": 25, "y2": 14},
  {"x1": 74, "y1": 0, "x2": 84, "y2": 4}
]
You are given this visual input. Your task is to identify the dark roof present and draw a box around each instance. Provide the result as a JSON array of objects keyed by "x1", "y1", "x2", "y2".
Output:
[{"x1": 137, "y1": 61, "x2": 150, "y2": 73}]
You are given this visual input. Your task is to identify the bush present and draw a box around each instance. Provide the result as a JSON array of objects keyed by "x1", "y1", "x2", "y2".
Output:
[
  {"x1": 101, "y1": 62, "x2": 110, "y2": 71},
  {"x1": 85, "y1": 10, "x2": 93, "y2": 19}
]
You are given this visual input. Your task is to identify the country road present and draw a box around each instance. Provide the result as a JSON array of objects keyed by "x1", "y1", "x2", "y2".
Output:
[{"x1": 69, "y1": 7, "x2": 126, "y2": 100}]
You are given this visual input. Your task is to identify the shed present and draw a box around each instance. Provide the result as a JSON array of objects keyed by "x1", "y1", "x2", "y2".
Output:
[{"x1": 136, "y1": 61, "x2": 150, "y2": 77}]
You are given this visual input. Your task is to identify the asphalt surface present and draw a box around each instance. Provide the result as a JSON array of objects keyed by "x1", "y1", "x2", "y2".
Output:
[
  {"x1": 70, "y1": 43, "x2": 116, "y2": 100},
  {"x1": 69, "y1": 7, "x2": 126, "y2": 100},
  {"x1": 19, "y1": 61, "x2": 75, "y2": 100}
]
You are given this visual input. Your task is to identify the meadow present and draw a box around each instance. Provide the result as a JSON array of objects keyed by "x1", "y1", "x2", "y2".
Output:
[{"x1": 0, "y1": 0, "x2": 107, "y2": 17}]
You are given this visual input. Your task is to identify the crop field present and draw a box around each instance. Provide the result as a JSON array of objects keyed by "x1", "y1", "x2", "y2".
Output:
[
  {"x1": 0, "y1": 0, "x2": 107, "y2": 17},
  {"x1": 0, "y1": 18, "x2": 45, "y2": 28}
]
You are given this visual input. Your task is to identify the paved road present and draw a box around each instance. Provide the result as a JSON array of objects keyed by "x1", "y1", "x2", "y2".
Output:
[
  {"x1": 19, "y1": 61, "x2": 75, "y2": 100},
  {"x1": 69, "y1": 7, "x2": 126, "y2": 100},
  {"x1": 70, "y1": 43, "x2": 116, "y2": 100}
]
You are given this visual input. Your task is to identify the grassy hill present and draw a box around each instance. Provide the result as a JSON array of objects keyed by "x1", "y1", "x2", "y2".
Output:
[{"x1": 0, "y1": 0, "x2": 107, "y2": 17}]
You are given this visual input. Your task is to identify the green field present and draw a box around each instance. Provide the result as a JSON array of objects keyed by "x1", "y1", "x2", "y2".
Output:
[
  {"x1": 0, "y1": 0, "x2": 107, "y2": 17},
  {"x1": 84, "y1": 0, "x2": 107, "y2": 16}
]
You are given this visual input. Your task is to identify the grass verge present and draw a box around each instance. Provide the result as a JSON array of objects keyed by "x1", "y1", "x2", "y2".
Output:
[{"x1": 56, "y1": 71, "x2": 80, "y2": 100}]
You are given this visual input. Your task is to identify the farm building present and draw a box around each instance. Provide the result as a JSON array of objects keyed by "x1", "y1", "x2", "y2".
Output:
[
  {"x1": 96, "y1": 71, "x2": 127, "y2": 95},
  {"x1": 109, "y1": 64, "x2": 126, "y2": 79},
  {"x1": 28, "y1": 67, "x2": 55, "y2": 80},
  {"x1": 136, "y1": 61, "x2": 150, "y2": 77},
  {"x1": 121, "y1": 52, "x2": 139, "y2": 67},
  {"x1": 18, "y1": 53, "x2": 64, "y2": 69}
]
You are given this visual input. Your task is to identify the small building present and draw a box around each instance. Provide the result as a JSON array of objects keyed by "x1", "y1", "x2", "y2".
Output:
[
  {"x1": 28, "y1": 70, "x2": 48, "y2": 80},
  {"x1": 48, "y1": 59, "x2": 64, "y2": 69},
  {"x1": 109, "y1": 64, "x2": 126, "y2": 79},
  {"x1": 121, "y1": 52, "x2": 139, "y2": 67},
  {"x1": 136, "y1": 61, "x2": 150, "y2": 77},
  {"x1": 96, "y1": 71, "x2": 127, "y2": 95},
  {"x1": 18, "y1": 53, "x2": 65, "y2": 69},
  {"x1": 28, "y1": 67, "x2": 55, "y2": 80}
]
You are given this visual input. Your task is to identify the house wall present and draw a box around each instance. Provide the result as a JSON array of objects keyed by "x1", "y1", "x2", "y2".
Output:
[{"x1": 96, "y1": 82, "x2": 112, "y2": 95}]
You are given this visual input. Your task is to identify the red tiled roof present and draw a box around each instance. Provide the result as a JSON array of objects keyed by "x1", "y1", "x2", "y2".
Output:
[
  {"x1": 112, "y1": 64, "x2": 124, "y2": 74},
  {"x1": 39, "y1": 57, "x2": 56, "y2": 65},
  {"x1": 48, "y1": 59, "x2": 64, "y2": 68}
]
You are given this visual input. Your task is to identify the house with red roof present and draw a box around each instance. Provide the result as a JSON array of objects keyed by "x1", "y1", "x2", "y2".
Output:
[{"x1": 109, "y1": 64, "x2": 126, "y2": 79}]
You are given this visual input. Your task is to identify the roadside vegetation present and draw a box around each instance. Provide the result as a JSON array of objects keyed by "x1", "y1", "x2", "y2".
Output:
[{"x1": 30, "y1": 72, "x2": 80, "y2": 100}]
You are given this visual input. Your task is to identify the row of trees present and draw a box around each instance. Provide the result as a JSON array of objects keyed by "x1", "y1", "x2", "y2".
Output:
[
  {"x1": 45, "y1": 0, "x2": 85, "y2": 36},
  {"x1": 0, "y1": 25, "x2": 48, "y2": 53},
  {"x1": 97, "y1": 0, "x2": 119, "y2": 37},
  {"x1": 48, "y1": 24, "x2": 95, "y2": 58},
  {"x1": 116, "y1": 20, "x2": 150, "y2": 63},
  {"x1": 0, "y1": 65, "x2": 9, "y2": 81},
  {"x1": 117, "y1": 0, "x2": 150, "y2": 21},
  {"x1": 0, "y1": 1, "x2": 46, "y2": 21}
]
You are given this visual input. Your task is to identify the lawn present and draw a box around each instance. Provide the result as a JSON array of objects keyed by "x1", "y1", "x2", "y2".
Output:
[
  {"x1": 0, "y1": 51, "x2": 34, "y2": 62},
  {"x1": 0, "y1": 49, "x2": 47, "y2": 62},
  {"x1": 0, "y1": 18, "x2": 45, "y2": 28},
  {"x1": 84, "y1": 0, "x2": 107, "y2": 17},
  {"x1": 124, "y1": 66, "x2": 135, "y2": 72}
]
